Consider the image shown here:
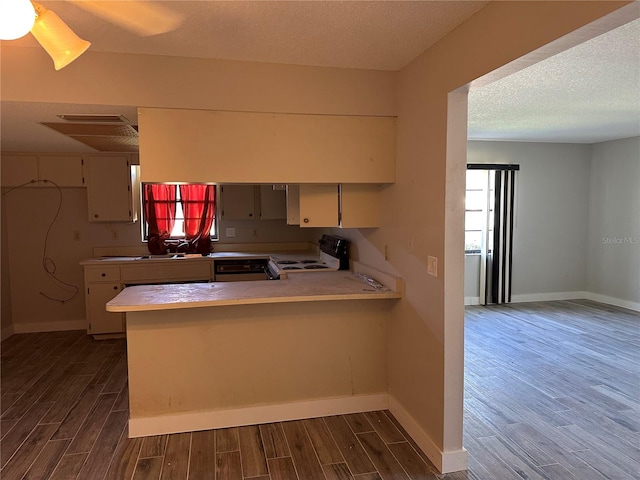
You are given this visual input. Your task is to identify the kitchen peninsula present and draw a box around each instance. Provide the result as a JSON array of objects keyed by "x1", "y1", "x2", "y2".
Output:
[{"x1": 107, "y1": 265, "x2": 402, "y2": 437}]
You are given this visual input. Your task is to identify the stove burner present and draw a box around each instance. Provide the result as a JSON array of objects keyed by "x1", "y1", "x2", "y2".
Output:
[
  {"x1": 282, "y1": 266, "x2": 303, "y2": 270},
  {"x1": 277, "y1": 260, "x2": 298, "y2": 265},
  {"x1": 300, "y1": 259, "x2": 320, "y2": 264},
  {"x1": 303, "y1": 265, "x2": 329, "y2": 270}
]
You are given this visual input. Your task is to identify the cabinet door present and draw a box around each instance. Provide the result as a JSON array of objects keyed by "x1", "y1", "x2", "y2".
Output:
[
  {"x1": 38, "y1": 155, "x2": 84, "y2": 187},
  {"x1": 86, "y1": 282, "x2": 125, "y2": 334},
  {"x1": 220, "y1": 185, "x2": 256, "y2": 220},
  {"x1": 286, "y1": 185, "x2": 300, "y2": 225},
  {"x1": 299, "y1": 185, "x2": 339, "y2": 227},
  {"x1": 339, "y1": 184, "x2": 381, "y2": 228},
  {"x1": 259, "y1": 185, "x2": 286, "y2": 220},
  {"x1": 1, "y1": 155, "x2": 38, "y2": 187},
  {"x1": 86, "y1": 155, "x2": 133, "y2": 222}
]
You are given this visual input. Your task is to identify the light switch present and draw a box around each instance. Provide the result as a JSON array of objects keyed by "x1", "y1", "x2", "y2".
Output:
[{"x1": 427, "y1": 256, "x2": 438, "y2": 277}]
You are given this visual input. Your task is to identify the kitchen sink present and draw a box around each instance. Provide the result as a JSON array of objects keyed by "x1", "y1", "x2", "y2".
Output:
[{"x1": 135, "y1": 253, "x2": 186, "y2": 260}]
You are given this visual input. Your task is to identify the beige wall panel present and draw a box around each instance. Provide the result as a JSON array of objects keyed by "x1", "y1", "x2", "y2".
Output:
[
  {"x1": 38, "y1": 155, "x2": 84, "y2": 187},
  {"x1": 1, "y1": 48, "x2": 397, "y2": 118},
  {"x1": 340, "y1": 184, "x2": 381, "y2": 228},
  {"x1": 126, "y1": 300, "x2": 390, "y2": 419},
  {"x1": 1, "y1": 155, "x2": 38, "y2": 187},
  {"x1": 138, "y1": 108, "x2": 395, "y2": 184}
]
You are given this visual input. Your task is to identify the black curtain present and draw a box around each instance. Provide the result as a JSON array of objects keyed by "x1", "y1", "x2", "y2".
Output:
[{"x1": 468, "y1": 164, "x2": 519, "y2": 305}]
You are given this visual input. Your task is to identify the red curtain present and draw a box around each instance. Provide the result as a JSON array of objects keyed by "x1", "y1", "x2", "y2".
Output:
[
  {"x1": 180, "y1": 184, "x2": 215, "y2": 253},
  {"x1": 143, "y1": 184, "x2": 177, "y2": 254}
]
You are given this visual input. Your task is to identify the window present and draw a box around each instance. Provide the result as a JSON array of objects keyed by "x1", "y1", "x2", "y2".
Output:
[
  {"x1": 141, "y1": 183, "x2": 218, "y2": 253},
  {"x1": 465, "y1": 169, "x2": 493, "y2": 253}
]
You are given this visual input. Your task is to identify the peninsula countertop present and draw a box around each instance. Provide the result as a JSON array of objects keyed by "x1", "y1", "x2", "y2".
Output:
[{"x1": 106, "y1": 269, "x2": 402, "y2": 312}]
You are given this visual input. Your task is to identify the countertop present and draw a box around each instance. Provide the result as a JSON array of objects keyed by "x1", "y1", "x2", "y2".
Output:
[
  {"x1": 106, "y1": 270, "x2": 401, "y2": 312},
  {"x1": 80, "y1": 251, "x2": 312, "y2": 266}
]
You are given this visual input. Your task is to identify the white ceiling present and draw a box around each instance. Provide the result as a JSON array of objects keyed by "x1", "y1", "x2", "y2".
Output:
[
  {"x1": 1, "y1": 1, "x2": 639, "y2": 152},
  {"x1": 468, "y1": 17, "x2": 640, "y2": 144}
]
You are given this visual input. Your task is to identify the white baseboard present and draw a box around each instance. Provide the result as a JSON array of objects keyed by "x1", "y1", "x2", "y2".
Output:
[
  {"x1": 464, "y1": 296, "x2": 480, "y2": 306},
  {"x1": 511, "y1": 291, "x2": 588, "y2": 303},
  {"x1": 1, "y1": 325, "x2": 15, "y2": 341},
  {"x1": 584, "y1": 292, "x2": 640, "y2": 312},
  {"x1": 388, "y1": 396, "x2": 467, "y2": 474},
  {"x1": 129, "y1": 393, "x2": 389, "y2": 438},
  {"x1": 10, "y1": 319, "x2": 85, "y2": 335}
]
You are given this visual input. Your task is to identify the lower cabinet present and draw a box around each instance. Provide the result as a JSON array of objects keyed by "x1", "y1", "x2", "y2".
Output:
[
  {"x1": 86, "y1": 282, "x2": 125, "y2": 335},
  {"x1": 83, "y1": 260, "x2": 214, "y2": 336}
]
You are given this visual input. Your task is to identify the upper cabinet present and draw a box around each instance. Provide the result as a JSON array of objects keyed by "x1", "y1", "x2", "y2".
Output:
[
  {"x1": 287, "y1": 184, "x2": 380, "y2": 228},
  {"x1": 86, "y1": 155, "x2": 135, "y2": 223},
  {"x1": 220, "y1": 184, "x2": 287, "y2": 221},
  {"x1": 138, "y1": 108, "x2": 396, "y2": 184},
  {"x1": 259, "y1": 185, "x2": 286, "y2": 220},
  {"x1": 220, "y1": 185, "x2": 256, "y2": 220},
  {"x1": 1, "y1": 154, "x2": 83, "y2": 188}
]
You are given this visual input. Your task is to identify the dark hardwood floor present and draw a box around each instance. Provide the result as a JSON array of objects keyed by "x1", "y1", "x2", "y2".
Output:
[{"x1": 1, "y1": 299, "x2": 638, "y2": 479}]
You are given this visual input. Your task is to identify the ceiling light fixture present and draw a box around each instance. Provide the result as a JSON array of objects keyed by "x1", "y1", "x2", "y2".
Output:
[
  {"x1": 30, "y1": 2, "x2": 91, "y2": 71},
  {"x1": 0, "y1": 0, "x2": 36, "y2": 40}
]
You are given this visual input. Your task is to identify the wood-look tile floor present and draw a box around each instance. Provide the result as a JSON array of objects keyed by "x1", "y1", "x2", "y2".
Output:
[
  {"x1": 1, "y1": 299, "x2": 638, "y2": 479},
  {"x1": 464, "y1": 299, "x2": 640, "y2": 480}
]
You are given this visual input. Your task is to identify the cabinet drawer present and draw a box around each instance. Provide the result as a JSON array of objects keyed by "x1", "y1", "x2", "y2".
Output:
[
  {"x1": 121, "y1": 261, "x2": 213, "y2": 284},
  {"x1": 85, "y1": 267, "x2": 121, "y2": 282}
]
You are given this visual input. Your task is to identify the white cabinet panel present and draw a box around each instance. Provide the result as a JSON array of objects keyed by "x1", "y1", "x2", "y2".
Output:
[
  {"x1": 86, "y1": 282, "x2": 124, "y2": 335},
  {"x1": 139, "y1": 108, "x2": 396, "y2": 184},
  {"x1": 86, "y1": 155, "x2": 133, "y2": 222},
  {"x1": 286, "y1": 185, "x2": 300, "y2": 225},
  {"x1": 299, "y1": 185, "x2": 339, "y2": 227},
  {"x1": 220, "y1": 185, "x2": 256, "y2": 220},
  {"x1": 259, "y1": 185, "x2": 286, "y2": 220}
]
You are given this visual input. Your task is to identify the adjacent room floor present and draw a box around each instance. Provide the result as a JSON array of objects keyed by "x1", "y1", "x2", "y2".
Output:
[{"x1": 1, "y1": 299, "x2": 638, "y2": 479}]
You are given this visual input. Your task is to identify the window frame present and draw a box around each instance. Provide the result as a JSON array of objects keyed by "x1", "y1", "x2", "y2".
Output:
[{"x1": 139, "y1": 182, "x2": 219, "y2": 242}]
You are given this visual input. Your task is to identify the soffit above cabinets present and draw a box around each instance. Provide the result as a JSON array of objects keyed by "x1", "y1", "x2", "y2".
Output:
[{"x1": 41, "y1": 122, "x2": 139, "y2": 152}]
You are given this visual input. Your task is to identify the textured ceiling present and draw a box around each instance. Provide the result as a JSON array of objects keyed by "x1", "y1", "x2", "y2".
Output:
[
  {"x1": 468, "y1": 17, "x2": 640, "y2": 144},
  {"x1": 10, "y1": 0, "x2": 488, "y2": 71},
  {"x1": 1, "y1": 1, "x2": 638, "y2": 152}
]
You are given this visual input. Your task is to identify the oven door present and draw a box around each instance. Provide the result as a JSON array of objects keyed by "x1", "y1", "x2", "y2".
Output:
[{"x1": 215, "y1": 272, "x2": 270, "y2": 282}]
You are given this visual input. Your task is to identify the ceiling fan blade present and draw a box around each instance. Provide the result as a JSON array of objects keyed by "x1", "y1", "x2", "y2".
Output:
[{"x1": 67, "y1": 1, "x2": 183, "y2": 36}]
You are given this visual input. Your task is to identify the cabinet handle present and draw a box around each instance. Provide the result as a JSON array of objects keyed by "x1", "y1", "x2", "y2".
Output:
[
  {"x1": 113, "y1": 286, "x2": 118, "y2": 290},
  {"x1": 303, "y1": 218, "x2": 309, "y2": 223},
  {"x1": 101, "y1": 273, "x2": 106, "y2": 277},
  {"x1": 94, "y1": 214, "x2": 99, "y2": 218}
]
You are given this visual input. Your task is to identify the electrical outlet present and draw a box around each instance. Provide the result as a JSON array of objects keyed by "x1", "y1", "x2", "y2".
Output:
[
  {"x1": 73, "y1": 231, "x2": 81, "y2": 241},
  {"x1": 384, "y1": 245, "x2": 390, "y2": 261},
  {"x1": 427, "y1": 256, "x2": 438, "y2": 277},
  {"x1": 226, "y1": 227, "x2": 236, "y2": 238},
  {"x1": 252, "y1": 228, "x2": 258, "y2": 237},
  {"x1": 112, "y1": 230, "x2": 118, "y2": 240}
]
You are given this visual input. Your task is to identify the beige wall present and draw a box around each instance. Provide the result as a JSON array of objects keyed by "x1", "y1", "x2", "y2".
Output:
[
  {"x1": 332, "y1": 0, "x2": 635, "y2": 471},
  {"x1": 0, "y1": 184, "x2": 322, "y2": 333},
  {"x1": 0, "y1": 47, "x2": 396, "y2": 116}
]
